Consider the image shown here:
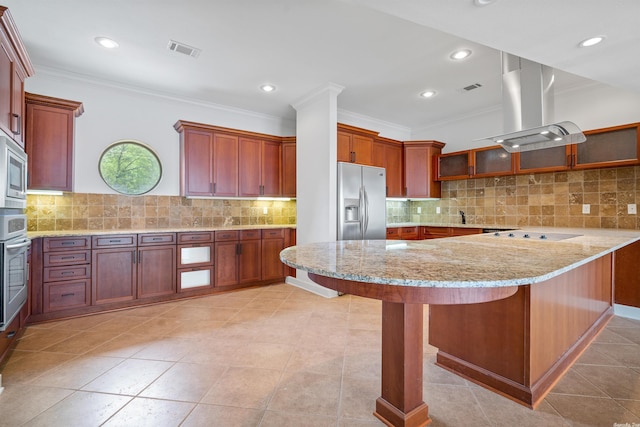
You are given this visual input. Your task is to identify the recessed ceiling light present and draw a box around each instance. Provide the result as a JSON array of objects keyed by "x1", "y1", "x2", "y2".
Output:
[
  {"x1": 94, "y1": 37, "x2": 119, "y2": 49},
  {"x1": 578, "y1": 36, "x2": 605, "y2": 48},
  {"x1": 260, "y1": 84, "x2": 276, "y2": 93},
  {"x1": 450, "y1": 49, "x2": 472, "y2": 60},
  {"x1": 420, "y1": 90, "x2": 436, "y2": 98},
  {"x1": 473, "y1": 0, "x2": 497, "y2": 5}
]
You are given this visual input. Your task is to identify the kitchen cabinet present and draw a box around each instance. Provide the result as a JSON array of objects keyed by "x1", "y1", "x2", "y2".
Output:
[
  {"x1": 281, "y1": 137, "x2": 296, "y2": 197},
  {"x1": 0, "y1": 7, "x2": 34, "y2": 148},
  {"x1": 421, "y1": 226, "x2": 482, "y2": 239},
  {"x1": 386, "y1": 226, "x2": 419, "y2": 240},
  {"x1": 573, "y1": 122, "x2": 640, "y2": 169},
  {"x1": 136, "y1": 233, "x2": 176, "y2": 299},
  {"x1": 337, "y1": 124, "x2": 375, "y2": 166},
  {"x1": 404, "y1": 140, "x2": 445, "y2": 198},
  {"x1": 261, "y1": 228, "x2": 286, "y2": 280},
  {"x1": 614, "y1": 239, "x2": 640, "y2": 309},
  {"x1": 91, "y1": 235, "x2": 137, "y2": 305},
  {"x1": 175, "y1": 122, "x2": 239, "y2": 197},
  {"x1": 373, "y1": 137, "x2": 404, "y2": 197},
  {"x1": 25, "y1": 93, "x2": 84, "y2": 192},
  {"x1": 177, "y1": 231, "x2": 214, "y2": 292},
  {"x1": 239, "y1": 137, "x2": 281, "y2": 197},
  {"x1": 42, "y1": 236, "x2": 91, "y2": 312},
  {"x1": 214, "y1": 229, "x2": 261, "y2": 287},
  {"x1": 438, "y1": 146, "x2": 513, "y2": 180}
]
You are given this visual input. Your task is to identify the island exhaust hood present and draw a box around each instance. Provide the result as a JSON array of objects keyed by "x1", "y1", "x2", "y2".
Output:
[{"x1": 480, "y1": 53, "x2": 586, "y2": 153}]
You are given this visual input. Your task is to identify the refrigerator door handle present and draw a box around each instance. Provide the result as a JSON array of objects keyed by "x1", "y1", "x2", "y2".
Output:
[
  {"x1": 359, "y1": 186, "x2": 365, "y2": 238},
  {"x1": 363, "y1": 187, "x2": 369, "y2": 235}
]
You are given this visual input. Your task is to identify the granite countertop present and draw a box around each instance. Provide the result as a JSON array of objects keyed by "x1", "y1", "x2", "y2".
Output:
[
  {"x1": 28, "y1": 224, "x2": 296, "y2": 238},
  {"x1": 386, "y1": 222, "x2": 509, "y2": 229},
  {"x1": 280, "y1": 227, "x2": 640, "y2": 289}
]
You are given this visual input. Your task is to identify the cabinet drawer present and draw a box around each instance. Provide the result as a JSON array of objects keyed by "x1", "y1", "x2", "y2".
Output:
[
  {"x1": 240, "y1": 230, "x2": 261, "y2": 240},
  {"x1": 44, "y1": 236, "x2": 91, "y2": 252},
  {"x1": 92, "y1": 234, "x2": 136, "y2": 248},
  {"x1": 138, "y1": 233, "x2": 176, "y2": 246},
  {"x1": 215, "y1": 230, "x2": 239, "y2": 241},
  {"x1": 421, "y1": 227, "x2": 451, "y2": 239},
  {"x1": 177, "y1": 244, "x2": 214, "y2": 268},
  {"x1": 178, "y1": 267, "x2": 214, "y2": 291},
  {"x1": 0, "y1": 313, "x2": 21, "y2": 356},
  {"x1": 43, "y1": 250, "x2": 91, "y2": 267},
  {"x1": 178, "y1": 232, "x2": 214, "y2": 244},
  {"x1": 400, "y1": 227, "x2": 419, "y2": 239},
  {"x1": 43, "y1": 280, "x2": 91, "y2": 312},
  {"x1": 44, "y1": 265, "x2": 91, "y2": 282},
  {"x1": 386, "y1": 228, "x2": 400, "y2": 239},
  {"x1": 262, "y1": 229, "x2": 285, "y2": 239}
]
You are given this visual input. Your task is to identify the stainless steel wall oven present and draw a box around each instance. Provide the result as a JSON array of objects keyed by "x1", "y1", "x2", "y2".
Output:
[{"x1": 0, "y1": 213, "x2": 29, "y2": 331}]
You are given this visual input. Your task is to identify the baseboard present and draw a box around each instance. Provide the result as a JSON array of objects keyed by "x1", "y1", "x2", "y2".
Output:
[
  {"x1": 286, "y1": 276, "x2": 339, "y2": 298},
  {"x1": 614, "y1": 304, "x2": 640, "y2": 320}
]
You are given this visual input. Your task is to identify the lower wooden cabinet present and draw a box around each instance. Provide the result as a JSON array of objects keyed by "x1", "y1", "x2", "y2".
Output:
[{"x1": 29, "y1": 228, "x2": 295, "y2": 323}]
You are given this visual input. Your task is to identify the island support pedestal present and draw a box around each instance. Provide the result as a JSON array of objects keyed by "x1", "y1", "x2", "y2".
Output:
[{"x1": 374, "y1": 302, "x2": 430, "y2": 427}]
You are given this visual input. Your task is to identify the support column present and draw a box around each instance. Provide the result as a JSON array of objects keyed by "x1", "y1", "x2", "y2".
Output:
[{"x1": 288, "y1": 83, "x2": 344, "y2": 297}]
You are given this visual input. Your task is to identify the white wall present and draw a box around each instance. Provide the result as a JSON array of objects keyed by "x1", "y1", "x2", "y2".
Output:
[
  {"x1": 412, "y1": 81, "x2": 640, "y2": 153},
  {"x1": 25, "y1": 69, "x2": 296, "y2": 195}
]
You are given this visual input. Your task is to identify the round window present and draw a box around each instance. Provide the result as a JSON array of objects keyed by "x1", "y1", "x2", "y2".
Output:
[{"x1": 99, "y1": 140, "x2": 162, "y2": 195}]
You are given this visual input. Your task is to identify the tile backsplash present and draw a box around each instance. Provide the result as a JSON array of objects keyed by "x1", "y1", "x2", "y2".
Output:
[
  {"x1": 410, "y1": 165, "x2": 640, "y2": 229},
  {"x1": 27, "y1": 193, "x2": 297, "y2": 231}
]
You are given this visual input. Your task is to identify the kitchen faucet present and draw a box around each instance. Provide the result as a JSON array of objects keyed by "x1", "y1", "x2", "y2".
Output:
[{"x1": 459, "y1": 210, "x2": 466, "y2": 224}]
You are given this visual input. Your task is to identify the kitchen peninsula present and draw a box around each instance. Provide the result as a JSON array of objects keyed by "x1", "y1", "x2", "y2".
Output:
[{"x1": 280, "y1": 228, "x2": 640, "y2": 427}]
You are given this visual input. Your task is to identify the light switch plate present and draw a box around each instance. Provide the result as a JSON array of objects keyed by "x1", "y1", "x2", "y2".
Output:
[
  {"x1": 582, "y1": 204, "x2": 590, "y2": 214},
  {"x1": 628, "y1": 204, "x2": 637, "y2": 214},
  {"x1": 417, "y1": 207, "x2": 422, "y2": 213},
  {"x1": 436, "y1": 207, "x2": 441, "y2": 214},
  {"x1": 263, "y1": 207, "x2": 268, "y2": 214}
]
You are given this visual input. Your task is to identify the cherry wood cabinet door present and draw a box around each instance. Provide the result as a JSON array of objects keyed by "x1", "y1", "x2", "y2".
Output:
[
  {"x1": 574, "y1": 123, "x2": 640, "y2": 169},
  {"x1": 261, "y1": 232, "x2": 284, "y2": 280},
  {"x1": 92, "y1": 248, "x2": 137, "y2": 305},
  {"x1": 25, "y1": 95, "x2": 81, "y2": 191},
  {"x1": 473, "y1": 146, "x2": 514, "y2": 177},
  {"x1": 437, "y1": 151, "x2": 471, "y2": 181},
  {"x1": 11, "y1": 62, "x2": 25, "y2": 146},
  {"x1": 137, "y1": 246, "x2": 176, "y2": 299},
  {"x1": 261, "y1": 139, "x2": 281, "y2": 196},
  {"x1": 214, "y1": 241, "x2": 239, "y2": 287},
  {"x1": 238, "y1": 239, "x2": 261, "y2": 284},
  {"x1": 213, "y1": 133, "x2": 239, "y2": 197},
  {"x1": 182, "y1": 128, "x2": 214, "y2": 196},
  {"x1": 0, "y1": 38, "x2": 12, "y2": 140},
  {"x1": 282, "y1": 140, "x2": 296, "y2": 197},
  {"x1": 516, "y1": 145, "x2": 571, "y2": 174},
  {"x1": 239, "y1": 137, "x2": 261, "y2": 196},
  {"x1": 351, "y1": 134, "x2": 373, "y2": 166}
]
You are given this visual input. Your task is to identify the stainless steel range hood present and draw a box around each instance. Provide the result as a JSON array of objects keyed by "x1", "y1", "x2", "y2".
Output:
[{"x1": 481, "y1": 53, "x2": 586, "y2": 153}]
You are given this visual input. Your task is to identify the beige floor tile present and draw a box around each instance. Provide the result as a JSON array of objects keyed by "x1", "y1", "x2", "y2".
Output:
[
  {"x1": 227, "y1": 308, "x2": 277, "y2": 325},
  {"x1": 545, "y1": 394, "x2": 640, "y2": 425},
  {"x1": 0, "y1": 384, "x2": 74, "y2": 426},
  {"x1": 42, "y1": 330, "x2": 121, "y2": 354},
  {"x1": 101, "y1": 397, "x2": 195, "y2": 427},
  {"x1": 49, "y1": 312, "x2": 117, "y2": 331},
  {"x1": 131, "y1": 336, "x2": 198, "y2": 362},
  {"x1": 589, "y1": 342, "x2": 640, "y2": 368},
  {"x1": 261, "y1": 410, "x2": 337, "y2": 427},
  {"x1": 338, "y1": 418, "x2": 384, "y2": 426},
  {"x1": 181, "y1": 404, "x2": 264, "y2": 427},
  {"x1": 608, "y1": 326, "x2": 640, "y2": 345},
  {"x1": 339, "y1": 376, "x2": 379, "y2": 420},
  {"x1": 549, "y1": 368, "x2": 608, "y2": 397},
  {"x1": 118, "y1": 303, "x2": 177, "y2": 318},
  {"x1": 348, "y1": 312, "x2": 381, "y2": 331},
  {"x1": 21, "y1": 390, "x2": 131, "y2": 427},
  {"x1": 179, "y1": 338, "x2": 243, "y2": 365},
  {"x1": 86, "y1": 314, "x2": 150, "y2": 334},
  {"x1": 423, "y1": 383, "x2": 491, "y2": 427},
  {"x1": 346, "y1": 328, "x2": 381, "y2": 350},
  {"x1": 1, "y1": 351, "x2": 77, "y2": 384},
  {"x1": 81, "y1": 358, "x2": 173, "y2": 395},
  {"x1": 14, "y1": 328, "x2": 79, "y2": 352},
  {"x1": 30, "y1": 355, "x2": 124, "y2": 389},
  {"x1": 285, "y1": 347, "x2": 345, "y2": 376},
  {"x1": 575, "y1": 345, "x2": 625, "y2": 366},
  {"x1": 163, "y1": 319, "x2": 227, "y2": 339},
  {"x1": 85, "y1": 332, "x2": 157, "y2": 358},
  {"x1": 573, "y1": 364, "x2": 640, "y2": 400},
  {"x1": 423, "y1": 354, "x2": 467, "y2": 386},
  {"x1": 139, "y1": 362, "x2": 226, "y2": 402},
  {"x1": 126, "y1": 316, "x2": 184, "y2": 337},
  {"x1": 230, "y1": 341, "x2": 294, "y2": 370},
  {"x1": 242, "y1": 297, "x2": 284, "y2": 312},
  {"x1": 594, "y1": 328, "x2": 637, "y2": 344},
  {"x1": 248, "y1": 321, "x2": 305, "y2": 345},
  {"x1": 616, "y1": 399, "x2": 640, "y2": 418},
  {"x1": 200, "y1": 366, "x2": 281, "y2": 409},
  {"x1": 343, "y1": 346, "x2": 381, "y2": 379},
  {"x1": 163, "y1": 305, "x2": 240, "y2": 322},
  {"x1": 268, "y1": 371, "x2": 341, "y2": 417}
]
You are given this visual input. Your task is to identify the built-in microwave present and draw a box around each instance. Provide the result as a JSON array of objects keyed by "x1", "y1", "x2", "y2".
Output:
[{"x1": 0, "y1": 135, "x2": 27, "y2": 210}]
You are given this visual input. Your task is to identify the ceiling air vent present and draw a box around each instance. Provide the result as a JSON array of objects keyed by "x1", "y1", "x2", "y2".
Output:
[
  {"x1": 167, "y1": 40, "x2": 201, "y2": 58},
  {"x1": 463, "y1": 83, "x2": 483, "y2": 91}
]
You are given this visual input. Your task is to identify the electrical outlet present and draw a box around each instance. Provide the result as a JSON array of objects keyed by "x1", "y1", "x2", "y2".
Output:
[
  {"x1": 628, "y1": 204, "x2": 637, "y2": 214},
  {"x1": 417, "y1": 207, "x2": 422, "y2": 214},
  {"x1": 582, "y1": 204, "x2": 590, "y2": 214},
  {"x1": 263, "y1": 207, "x2": 268, "y2": 214},
  {"x1": 436, "y1": 207, "x2": 441, "y2": 214}
]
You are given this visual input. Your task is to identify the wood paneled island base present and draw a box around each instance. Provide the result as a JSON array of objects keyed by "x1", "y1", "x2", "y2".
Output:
[{"x1": 308, "y1": 273, "x2": 519, "y2": 427}]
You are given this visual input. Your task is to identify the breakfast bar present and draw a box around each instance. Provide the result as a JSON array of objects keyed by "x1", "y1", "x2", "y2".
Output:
[{"x1": 280, "y1": 228, "x2": 640, "y2": 427}]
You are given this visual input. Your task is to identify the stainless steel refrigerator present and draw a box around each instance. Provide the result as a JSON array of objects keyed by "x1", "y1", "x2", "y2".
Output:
[{"x1": 337, "y1": 162, "x2": 387, "y2": 240}]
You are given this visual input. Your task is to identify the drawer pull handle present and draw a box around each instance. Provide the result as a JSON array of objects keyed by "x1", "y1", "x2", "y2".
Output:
[
  {"x1": 61, "y1": 271, "x2": 75, "y2": 276},
  {"x1": 61, "y1": 241, "x2": 76, "y2": 245},
  {"x1": 61, "y1": 293, "x2": 75, "y2": 297},
  {"x1": 60, "y1": 256, "x2": 75, "y2": 260},
  {"x1": 6, "y1": 331, "x2": 16, "y2": 338},
  {"x1": 109, "y1": 239, "x2": 122, "y2": 243},
  {"x1": 152, "y1": 237, "x2": 163, "y2": 240}
]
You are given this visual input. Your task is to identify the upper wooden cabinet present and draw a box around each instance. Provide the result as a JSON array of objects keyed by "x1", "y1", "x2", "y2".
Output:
[
  {"x1": 176, "y1": 120, "x2": 295, "y2": 198},
  {"x1": 404, "y1": 140, "x2": 445, "y2": 198},
  {"x1": 25, "y1": 93, "x2": 84, "y2": 192},
  {"x1": 0, "y1": 7, "x2": 34, "y2": 147},
  {"x1": 438, "y1": 146, "x2": 513, "y2": 181},
  {"x1": 281, "y1": 137, "x2": 296, "y2": 197},
  {"x1": 372, "y1": 137, "x2": 403, "y2": 197},
  {"x1": 337, "y1": 123, "x2": 375, "y2": 166},
  {"x1": 239, "y1": 137, "x2": 281, "y2": 197}
]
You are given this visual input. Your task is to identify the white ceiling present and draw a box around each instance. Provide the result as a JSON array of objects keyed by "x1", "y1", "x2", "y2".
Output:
[{"x1": 4, "y1": 0, "x2": 639, "y2": 131}]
